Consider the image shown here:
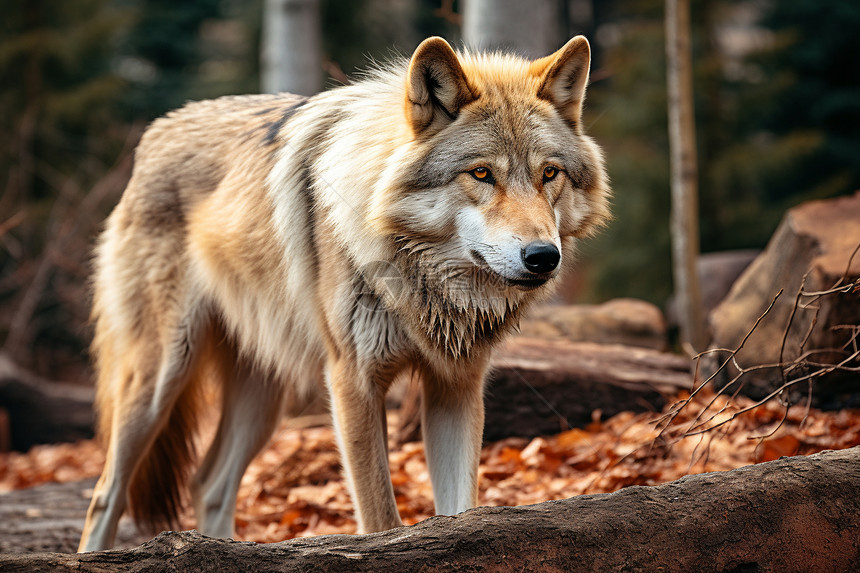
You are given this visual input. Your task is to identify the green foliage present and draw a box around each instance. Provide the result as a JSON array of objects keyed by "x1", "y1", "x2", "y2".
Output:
[
  {"x1": 0, "y1": 0, "x2": 129, "y2": 193},
  {"x1": 582, "y1": 14, "x2": 673, "y2": 304},
  {"x1": 717, "y1": 0, "x2": 860, "y2": 208},
  {"x1": 581, "y1": 0, "x2": 860, "y2": 305},
  {"x1": 116, "y1": 0, "x2": 261, "y2": 115},
  {"x1": 321, "y1": 0, "x2": 459, "y2": 81},
  {"x1": 0, "y1": 0, "x2": 259, "y2": 378}
]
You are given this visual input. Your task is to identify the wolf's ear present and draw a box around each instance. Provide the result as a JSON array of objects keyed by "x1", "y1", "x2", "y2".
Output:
[
  {"x1": 406, "y1": 37, "x2": 478, "y2": 136},
  {"x1": 532, "y1": 36, "x2": 591, "y2": 131}
]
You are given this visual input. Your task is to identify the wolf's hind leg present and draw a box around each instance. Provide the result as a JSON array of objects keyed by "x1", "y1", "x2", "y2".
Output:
[
  {"x1": 79, "y1": 325, "x2": 202, "y2": 552},
  {"x1": 192, "y1": 358, "x2": 285, "y2": 539}
]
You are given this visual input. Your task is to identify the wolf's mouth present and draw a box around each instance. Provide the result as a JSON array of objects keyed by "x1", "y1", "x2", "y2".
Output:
[
  {"x1": 469, "y1": 250, "x2": 551, "y2": 290},
  {"x1": 506, "y1": 277, "x2": 549, "y2": 290}
]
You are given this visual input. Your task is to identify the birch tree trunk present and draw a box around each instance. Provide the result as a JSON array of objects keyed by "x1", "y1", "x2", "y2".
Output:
[
  {"x1": 666, "y1": 0, "x2": 706, "y2": 353},
  {"x1": 462, "y1": 0, "x2": 561, "y2": 59},
  {"x1": 261, "y1": 0, "x2": 323, "y2": 96}
]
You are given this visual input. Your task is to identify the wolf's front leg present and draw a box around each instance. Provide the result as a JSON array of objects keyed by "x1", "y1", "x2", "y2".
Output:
[
  {"x1": 326, "y1": 358, "x2": 401, "y2": 533},
  {"x1": 420, "y1": 361, "x2": 488, "y2": 515}
]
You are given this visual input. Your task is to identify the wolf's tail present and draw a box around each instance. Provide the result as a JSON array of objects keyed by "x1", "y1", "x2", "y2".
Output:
[
  {"x1": 91, "y1": 317, "x2": 206, "y2": 534},
  {"x1": 126, "y1": 378, "x2": 202, "y2": 533}
]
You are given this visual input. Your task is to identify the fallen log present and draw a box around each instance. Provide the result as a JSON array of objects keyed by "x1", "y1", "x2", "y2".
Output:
[
  {"x1": 398, "y1": 337, "x2": 692, "y2": 444},
  {"x1": 0, "y1": 354, "x2": 94, "y2": 451},
  {"x1": 0, "y1": 335, "x2": 691, "y2": 451},
  {"x1": 3, "y1": 447, "x2": 857, "y2": 572},
  {"x1": 482, "y1": 337, "x2": 692, "y2": 441}
]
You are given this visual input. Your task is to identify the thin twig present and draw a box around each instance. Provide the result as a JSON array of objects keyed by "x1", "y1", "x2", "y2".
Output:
[
  {"x1": 652, "y1": 241, "x2": 859, "y2": 453},
  {"x1": 654, "y1": 290, "x2": 783, "y2": 436},
  {"x1": 0, "y1": 211, "x2": 26, "y2": 239}
]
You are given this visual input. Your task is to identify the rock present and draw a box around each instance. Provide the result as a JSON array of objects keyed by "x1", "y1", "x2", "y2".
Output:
[
  {"x1": 707, "y1": 192, "x2": 860, "y2": 406},
  {"x1": 521, "y1": 298, "x2": 668, "y2": 351},
  {"x1": 666, "y1": 250, "x2": 759, "y2": 329}
]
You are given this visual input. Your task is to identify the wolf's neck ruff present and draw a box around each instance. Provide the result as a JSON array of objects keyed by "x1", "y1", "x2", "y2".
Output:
[{"x1": 390, "y1": 239, "x2": 525, "y2": 359}]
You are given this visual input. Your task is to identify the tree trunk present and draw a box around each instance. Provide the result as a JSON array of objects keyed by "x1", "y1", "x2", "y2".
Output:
[
  {"x1": 261, "y1": 0, "x2": 322, "y2": 96},
  {"x1": 666, "y1": 0, "x2": 706, "y2": 353},
  {"x1": 462, "y1": 0, "x2": 562, "y2": 59},
  {"x1": 4, "y1": 448, "x2": 857, "y2": 571}
]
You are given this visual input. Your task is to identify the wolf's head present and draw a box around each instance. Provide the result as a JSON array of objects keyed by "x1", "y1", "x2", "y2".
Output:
[
  {"x1": 372, "y1": 36, "x2": 610, "y2": 301},
  {"x1": 362, "y1": 37, "x2": 610, "y2": 356}
]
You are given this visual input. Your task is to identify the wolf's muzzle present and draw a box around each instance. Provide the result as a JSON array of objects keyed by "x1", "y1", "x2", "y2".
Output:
[{"x1": 522, "y1": 241, "x2": 560, "y2": 275}]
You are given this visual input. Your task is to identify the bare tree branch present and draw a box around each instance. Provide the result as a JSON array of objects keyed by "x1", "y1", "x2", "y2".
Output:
[{"x1": 653, "y1": 242, "x2": 860, "y2": 447}]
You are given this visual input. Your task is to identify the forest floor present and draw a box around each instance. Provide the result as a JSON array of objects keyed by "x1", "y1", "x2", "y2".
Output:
[{"x1": 2, "y1": 389, "x2": 858, "y2": 543}]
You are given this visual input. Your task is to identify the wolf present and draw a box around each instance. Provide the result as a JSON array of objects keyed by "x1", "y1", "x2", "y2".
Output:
[{"x1": 78, "y1": 35, "x2": 610, "y2": 551}]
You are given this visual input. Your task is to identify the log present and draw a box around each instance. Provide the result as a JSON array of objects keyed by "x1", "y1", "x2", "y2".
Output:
[
  {"x1": 482, "y1": 337, "x2": 691, "y2": 441},
  {"x1": 4, "y1": 447, "x2": 857, "y2": 571},
  {"x1": 0, "y1": 334, "x2": 691, "y2": 451},
  {"x1": 0, "y1": 354, "x2": 94, "y2": 451},
  {"x1": 398, "y1": 337, "x2": 693, "y2": 444}
]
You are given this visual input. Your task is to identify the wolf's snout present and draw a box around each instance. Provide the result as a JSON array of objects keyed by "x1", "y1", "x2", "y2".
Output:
[{"x1": 522, "y1": 241, "x2": 560, "y2": 274}]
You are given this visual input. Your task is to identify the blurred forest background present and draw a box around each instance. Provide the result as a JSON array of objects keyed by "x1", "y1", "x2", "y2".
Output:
[{"x1": 2, "y1": 0, "x2": 859, "y2": 383}]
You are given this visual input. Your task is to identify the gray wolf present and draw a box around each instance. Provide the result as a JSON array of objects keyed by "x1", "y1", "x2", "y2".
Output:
[{"x1": 78, "y1": 35, "x2": 610, "y2": 551}]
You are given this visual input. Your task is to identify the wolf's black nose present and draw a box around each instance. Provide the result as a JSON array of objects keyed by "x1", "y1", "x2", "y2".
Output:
[{"x1": 522, "y1": 241, "x2": 560, "y2": 274}]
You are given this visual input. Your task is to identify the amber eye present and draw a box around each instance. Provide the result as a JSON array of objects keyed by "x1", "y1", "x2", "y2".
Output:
[
  {"x1": 469, "y1": 167, "x2": 494, "y2": 183},
  {"x1": 543, "y1": 166, "x2": 559, "y2": 182}
]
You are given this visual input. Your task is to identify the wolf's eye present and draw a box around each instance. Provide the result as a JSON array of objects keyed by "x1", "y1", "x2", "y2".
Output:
[
  {"x1": 469, "y1": 167, "x2": 494, "y2": 184},
  {"x1": 543, "y1": 166, "x2": 559, "y2": 182}
]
